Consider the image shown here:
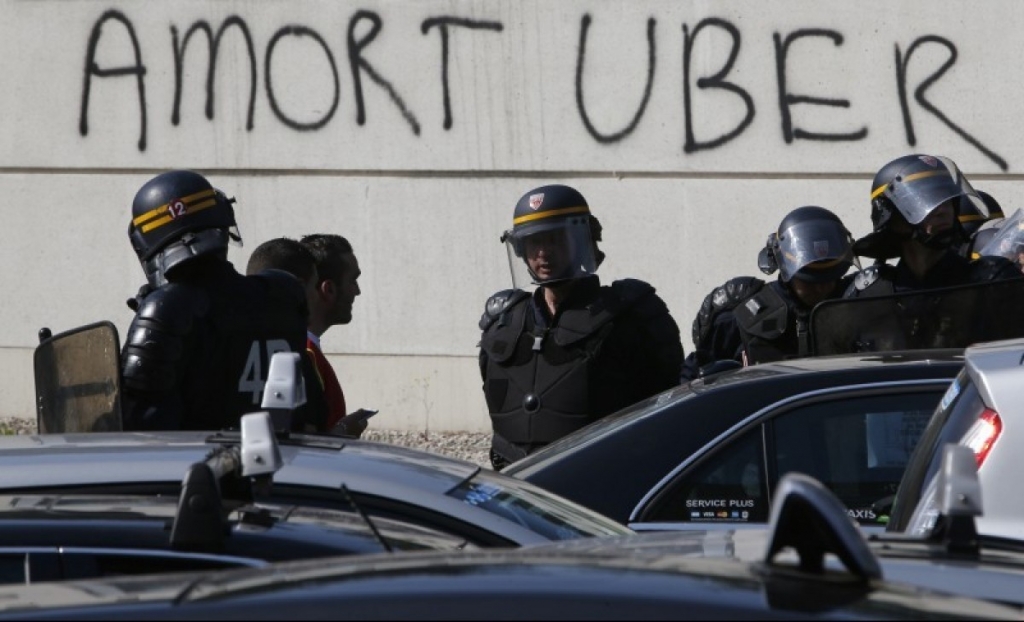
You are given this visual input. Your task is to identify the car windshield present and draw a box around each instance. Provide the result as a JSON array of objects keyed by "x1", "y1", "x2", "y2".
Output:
[
  {"x1": 446, "y1": 470, "x2": 632, "y2": 540},
  {"x1": 887, "y1": 370, "x2": 983, "y2": 533}
]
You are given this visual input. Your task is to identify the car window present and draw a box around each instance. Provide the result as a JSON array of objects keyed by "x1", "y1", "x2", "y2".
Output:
[
  {"x1": 771, "y1": 392, "x2": 937, "y2": 525},
  {"x1": 59, "y1": 551, "x2": 258, "y2": 580},
  {"x1": 642, "y1": 429, "x2": 769, "y2": 524},
  {"x1": 446, "y1": 471, "x2": 633, "y2": 540},
  {"x1": 642, "y1": 389, "x2": 942, "y2": 526}
]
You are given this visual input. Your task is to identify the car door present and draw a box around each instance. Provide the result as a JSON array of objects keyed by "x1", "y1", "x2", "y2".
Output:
[{"x1": 630, "y1": 382, "x2": 947, "y2": 531}]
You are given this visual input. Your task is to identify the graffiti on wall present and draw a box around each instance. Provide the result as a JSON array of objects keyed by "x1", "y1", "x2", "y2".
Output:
[{"x1": 79, "y1": 10, "x2": 1006, "y2": 170}]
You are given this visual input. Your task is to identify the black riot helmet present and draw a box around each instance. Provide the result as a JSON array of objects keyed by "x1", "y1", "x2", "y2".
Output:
[
  {"x1": 853, "y1": 154, "x2": 983, "y2": 259},
  {"x1": 502, "y1": 184, "x2": 599, "y2": 289},
  {"x1": 758, "y1": 206, "x2": 858, "y2": 284},
  {"x1": 128, "y1": 170, "x2": 242, "y2": 287}
]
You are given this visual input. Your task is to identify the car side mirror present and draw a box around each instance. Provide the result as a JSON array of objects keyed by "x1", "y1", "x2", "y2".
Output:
[{"x1": 764, "y1": 472, "x2": 882, "y2": 581}]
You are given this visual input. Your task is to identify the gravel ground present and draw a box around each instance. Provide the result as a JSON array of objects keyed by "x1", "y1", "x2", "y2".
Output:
[
  {"x1": 362, "y1": 429, "x2": 492, "y2": 469},
  {"x1": 0, "y1": 417, "x2": 493, "y2": 470}
]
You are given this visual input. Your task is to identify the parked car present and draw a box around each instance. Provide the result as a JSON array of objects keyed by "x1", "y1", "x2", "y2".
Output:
[
  {"x1": 888, "y1": 336, "x2": 1024, "y2": 539},
  {"x1": 0, "y1": 429, "x2": 630, "y2": 547},
  {"x1": 0, "y1": 412, "x2": 476, "y2": 584},
  {"x1": 503, "y1": 350, "x2": 964, "y2": 529},
  {"x1": 537, "y1": 447, "x2": 1024, "y2": 611},
  {"x1": 0, "y1": 469, "x2": 1016, "y2": 620}
]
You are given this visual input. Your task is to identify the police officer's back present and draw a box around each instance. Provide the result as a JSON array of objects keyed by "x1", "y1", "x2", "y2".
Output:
[
  {"x1": 479, "y1": 185, "x2": 683, "y2": 469},
  {"x1": 121, "y1": 170, "x2": 320, "y2": 431},
  {"x1": 684, "y1": 206, "x2": 858, "y2": 378}
]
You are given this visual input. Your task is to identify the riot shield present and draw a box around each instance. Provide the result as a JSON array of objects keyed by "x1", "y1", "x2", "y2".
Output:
[
  {"x1": 810, "y1": 277, "x2": 1024, "y2": 355},
  {"x1": 34, "y1": 321, "x2": 123, "y2": 433}
]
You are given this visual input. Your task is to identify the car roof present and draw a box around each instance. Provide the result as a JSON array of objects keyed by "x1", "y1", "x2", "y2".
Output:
[
  {"x1": 0, "y1": 433, "x2": 557, "y2": 545},
  {"x1": 524, "y1": 529, "x2": 1024, "y2": 607},
  {"x1": 0, "y1": 432, "x2": 475, "y2": 493},
  {"x1": 0, "y1": 541, "x2": 1015, "y2": 620},
  {"x1": 691, "y1": 349, "x2": 964, "y2": 387}
]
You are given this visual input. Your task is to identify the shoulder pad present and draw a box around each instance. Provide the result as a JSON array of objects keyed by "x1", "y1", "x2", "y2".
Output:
[
  {"x1": 479, "y1": 289, "x2": 529, "y2": 331},
  {"x1": 610, "y1": 278, "x2": 655, "y2": 304},
  {"x1": 733, "y1": 283, "x2": 788, "y2": 340},
  {"x1": 692, "y1": 276, "x2": 765, "y2": 348},
  {"x1": 134, "y1": 283, "x2": 208, "y2": 334},
  {"x1": 852, "y1": 266, "x2": 882, "y2": 292},
  {"x1": 612, "y1": 279, "x2": 672, "y2": 323},
  {"x1": 251, "y1": 269, "x2": 305, "y2": 302}
]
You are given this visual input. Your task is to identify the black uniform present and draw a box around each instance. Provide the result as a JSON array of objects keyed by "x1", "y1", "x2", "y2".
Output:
[
  {"x1": 844, "y1": 251, "x2": 1019, "y2": 297},
  {"x1": 683, "y1": 275, "x2": 851, "y2": 379},
  {"x1": 479, "y1": 276, "x2": 683, "y2": 468},
  {"x1": 121, "y1": 260, "x2": 323, "y2": 432}
]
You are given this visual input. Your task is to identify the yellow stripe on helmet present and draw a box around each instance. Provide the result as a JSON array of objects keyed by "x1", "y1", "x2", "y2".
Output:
[
  {"x1": 870, "y1": 169, "x2": 947, "y2": 200},
  {"x1": 138, "y1": 196, "x2": 218, "y2": 233},
  {"x1": 513, "y1": 205, "x2": 590, "y2": 226},
  {"x1": 132, "y1": 188, "x2": 217, "y2": 227}
]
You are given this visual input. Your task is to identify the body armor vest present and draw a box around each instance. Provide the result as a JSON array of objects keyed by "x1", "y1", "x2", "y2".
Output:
[
  {"x1": 732, "y1": 281, "x2": 808, "y2": 364},
  {"x1": 479, "y1": 280, "x2": 651, "y2": 450},
  {"x1": 122, "y1": 262, "x2": 317, "y2": 431}
]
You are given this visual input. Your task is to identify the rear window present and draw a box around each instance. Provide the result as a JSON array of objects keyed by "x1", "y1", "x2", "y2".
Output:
[
  {"x1": 447, "y1": 470, "x2": 633, "y2": 540},
  {"x1": 888, "y1": 370, "x2": 984, "y2": 532}
]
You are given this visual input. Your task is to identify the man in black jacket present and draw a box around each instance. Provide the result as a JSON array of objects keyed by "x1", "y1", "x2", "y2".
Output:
[
  {"x1": 479, "y1": 184, "x2": 684, "y2": 469},
  {"x1": 121, "y1": 170, "x2": 324, "y2": 432},
  {"x1": 683, "y1": 206, "x2": 858, "y2": 379}
]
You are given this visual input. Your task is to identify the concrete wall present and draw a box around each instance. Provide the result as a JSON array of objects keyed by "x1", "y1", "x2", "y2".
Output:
[{"x1": 2, "y1": 1, "x2": 1023, "y2": 430}]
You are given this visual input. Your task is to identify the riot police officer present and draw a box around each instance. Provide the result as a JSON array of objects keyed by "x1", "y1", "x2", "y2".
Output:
[
  {"x1": 479, "y1": 184, "x2": 683, "y2": 469},
  {"x1": 683, "y1": 206, "x2": 858, "y2": 378},
  {"x1": 121, "y1": 170, "x2": 324, "y2": 432},
  {"x1": 846, "y1": 154, "x2": 1018, "y2": 297}
]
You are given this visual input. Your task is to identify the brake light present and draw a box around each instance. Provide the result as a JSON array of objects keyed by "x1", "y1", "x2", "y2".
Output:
[{"x1": 962, "y1": 408, "x2": 1002, "y2": 468}]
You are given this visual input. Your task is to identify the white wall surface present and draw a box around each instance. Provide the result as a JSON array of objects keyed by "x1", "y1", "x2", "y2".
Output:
[{"x1": 2, "y1": 1, "x2": 1023, "y2": 429}]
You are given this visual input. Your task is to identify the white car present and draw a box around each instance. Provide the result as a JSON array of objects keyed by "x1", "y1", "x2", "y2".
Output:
[{"x1": 889, "y1": 337, "x2": 1024, "y2": 539}]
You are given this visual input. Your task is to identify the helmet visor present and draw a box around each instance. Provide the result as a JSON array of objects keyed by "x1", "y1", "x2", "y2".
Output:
[
  {"x1": 882, "y1": 156, "x2": 983, "y2": 225},
  {"x1": 504, "y1": 217, "x2": 597, "y2": 289},
  {"x1": 978, "y1": 208, "x2": 1024, "y2": 267},
  {"x1": 777, "y1": 217, "x2": 857, "y2": 283}
]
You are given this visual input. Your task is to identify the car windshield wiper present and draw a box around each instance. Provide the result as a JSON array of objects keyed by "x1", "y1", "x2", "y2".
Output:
[{"x1": 338, "y1": 483, "x2": 392, "y2": 553}]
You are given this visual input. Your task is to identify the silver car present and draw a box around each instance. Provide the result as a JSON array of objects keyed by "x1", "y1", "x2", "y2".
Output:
[{"x1": 888, "y1": 337, "x2": 1024, "y2": 539}]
